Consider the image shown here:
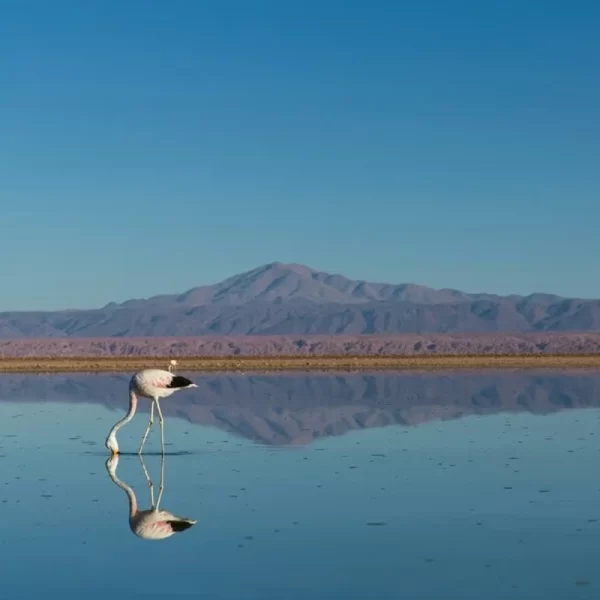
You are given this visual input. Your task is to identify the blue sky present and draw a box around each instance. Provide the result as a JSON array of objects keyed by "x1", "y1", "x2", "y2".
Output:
[{"x1": 1, "y1": 0, "x2": 599, "y2": 310}]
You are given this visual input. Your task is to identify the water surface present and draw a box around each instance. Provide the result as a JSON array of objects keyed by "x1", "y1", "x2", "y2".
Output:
[{"x1": 1, "y1": 371, "x2": 599, "y2": 599}]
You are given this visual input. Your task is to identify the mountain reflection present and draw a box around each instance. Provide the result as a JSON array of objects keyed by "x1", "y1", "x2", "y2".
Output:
[
  {"x1": 105, "y1": 453, "x2": 197, "y2": 540},
  {"x1": 1, "y1": 371, "x2": 600, "y2": 445}
]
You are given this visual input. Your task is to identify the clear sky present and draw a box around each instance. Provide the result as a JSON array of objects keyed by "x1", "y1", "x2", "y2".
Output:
[{"x1": 1, "y1": 0, "x2": 599, "y2": 311}]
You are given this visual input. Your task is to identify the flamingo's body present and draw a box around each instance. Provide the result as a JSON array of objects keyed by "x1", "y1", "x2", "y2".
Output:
[
  {"x1": 131, "y1": 509, "x2": 196, "y2": 540},
  {"x1": 132, "y1": 368, "x2": 195, "y2": 400},
  {"x1": 106, "y1": 454, "x2": 197, "y2": 541},
  {"x1": 105, "y1": 368, "x2": 197, "y2": 455}
]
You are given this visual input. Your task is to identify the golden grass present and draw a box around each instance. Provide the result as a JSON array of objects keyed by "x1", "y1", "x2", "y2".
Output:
[{"x1": 0, "y1": 354, "x2": 599, "y2": 373}]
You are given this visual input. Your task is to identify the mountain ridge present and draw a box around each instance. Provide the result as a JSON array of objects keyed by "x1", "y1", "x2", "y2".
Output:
[
  {"x1": 1, "y1": 262, "x2": 599, "y2": 337},
  {"x1": 105, "y1": 262, "x2": 535, "y2": 309}
]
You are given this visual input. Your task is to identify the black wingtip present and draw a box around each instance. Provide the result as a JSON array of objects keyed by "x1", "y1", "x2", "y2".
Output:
[
  {"x1": 167, "y1": 375, "x2": 194, "y2": 389},
  {"x1": 169, "y1": 519, "x2": 196, "y2": 532}
]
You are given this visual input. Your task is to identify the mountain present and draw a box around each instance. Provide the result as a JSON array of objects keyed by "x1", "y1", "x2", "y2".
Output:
[
  {"x1": 112, "y1": 262, "x2": 493, "y2": 308},
  {"x1": 1, "y1": 262, "x2": 599, "y2": 338}
]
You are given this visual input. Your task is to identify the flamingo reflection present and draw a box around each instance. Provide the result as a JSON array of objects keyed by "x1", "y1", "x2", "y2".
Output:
[{"x1": 105, "y1": 453, "x2": 197, "y2": 540}]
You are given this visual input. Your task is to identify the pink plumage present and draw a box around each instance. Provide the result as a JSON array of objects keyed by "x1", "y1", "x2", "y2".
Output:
[
  {"x1": 105, "y1": 367, "x2": 198, "y2": 455},
  {"x1": 131, "y1": 368, "x2": 197, "y2": 398}
]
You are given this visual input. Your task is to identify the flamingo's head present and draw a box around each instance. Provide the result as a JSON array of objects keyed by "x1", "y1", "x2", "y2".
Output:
[
  {"x1": 105, "y1": 454, "x2": 119, "y2": 476},
  {"x1": 105, "y1": 431, "x2": 119, "y2": 455}
]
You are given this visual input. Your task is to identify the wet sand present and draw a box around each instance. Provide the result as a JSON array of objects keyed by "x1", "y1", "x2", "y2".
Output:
[{"x1": 1, "y1": 354, "x2": 599, "y2": 373}]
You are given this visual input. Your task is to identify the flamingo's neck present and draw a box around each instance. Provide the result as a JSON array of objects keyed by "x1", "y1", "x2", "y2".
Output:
[
  {"x1": 106, "y1": 459, "x2": 138, "y2": 519},
  {"x1": 106, "y1": 387, "x2": 138, "y2": 449}
]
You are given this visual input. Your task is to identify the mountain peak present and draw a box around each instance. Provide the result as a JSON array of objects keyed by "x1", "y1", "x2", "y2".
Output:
[{"x1": 262, "y1": 261, "x2": 318, "y2": 275}]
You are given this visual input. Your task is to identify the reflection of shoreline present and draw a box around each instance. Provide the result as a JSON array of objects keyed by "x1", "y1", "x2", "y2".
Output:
[
  {"x1": 2, "y1": 372, "x2": 600, "y2": 446},
  {"x1": 2, "y1": 354, "x2": 600, "y2": 373}
]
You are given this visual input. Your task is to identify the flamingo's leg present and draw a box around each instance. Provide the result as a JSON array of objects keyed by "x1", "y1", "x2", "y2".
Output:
[
  {"x1": 138, "y1": 402, "x2": 155, "y2": 455},
  {"x1": 139, "y1": 453, "x2": 155, "y2": 508},
  {"x1": 155, "y1": 399, "x2": 165, "y2": 456},
  {"x1": 156, "y1": 452, "x2": 165, "y2": 509}
]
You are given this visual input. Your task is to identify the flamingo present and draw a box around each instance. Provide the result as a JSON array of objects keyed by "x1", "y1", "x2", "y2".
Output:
[
  {"x1": 105, "y1": 368, "x2": 197, "y2": 455},
  {"x1": 105, "y1": 453, "x2": 197, "y2": 540}
]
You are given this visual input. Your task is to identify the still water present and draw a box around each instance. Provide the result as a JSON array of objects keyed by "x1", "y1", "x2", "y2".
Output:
[{"x1": 1, "y1": 370, "x2": 600, "y2": 599}]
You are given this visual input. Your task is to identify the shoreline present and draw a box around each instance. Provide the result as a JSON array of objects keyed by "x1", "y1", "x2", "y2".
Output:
[{"x1": 0, "y1": 354, "x2": 599, "y2": 373}]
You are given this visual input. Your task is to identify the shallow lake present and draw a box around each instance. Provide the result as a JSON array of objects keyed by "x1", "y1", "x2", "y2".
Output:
[{"x1": 1, "y1": 370, "x2": 600, "y2": 599}]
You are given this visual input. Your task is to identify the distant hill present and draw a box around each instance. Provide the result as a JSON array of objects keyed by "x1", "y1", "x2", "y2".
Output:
[
  {"x1": 1, "y1": 262, "x2": 599, "y2": 337},
  {"x1": 1, "y1": 333, "x2": 600, "y2": 357}
]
